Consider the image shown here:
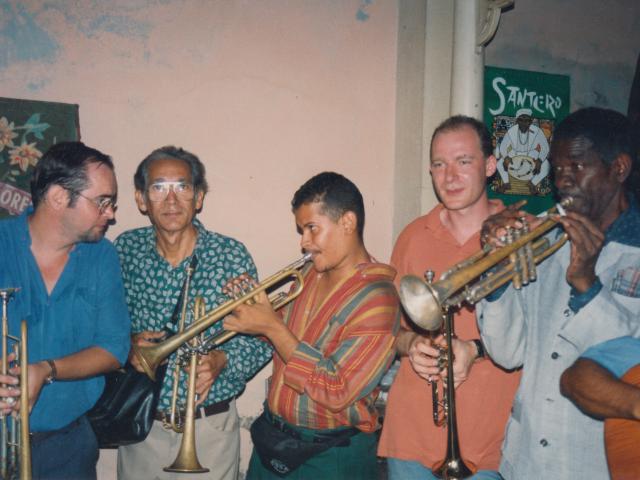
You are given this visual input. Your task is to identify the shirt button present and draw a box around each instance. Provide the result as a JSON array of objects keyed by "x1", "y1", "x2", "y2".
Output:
[
  {"x1": 540, "y1": 439, "x2": 549, "y2": 447},
  {"x1": 551, "y1": 352, "x2": 560, "y2": 360},
  {"x1": 563, "y1": 308, "x2": 571, "y2": 317}
]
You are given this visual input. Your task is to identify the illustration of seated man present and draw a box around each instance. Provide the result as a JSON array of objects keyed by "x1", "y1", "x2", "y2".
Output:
[{"x1": 496, "y1": 108, "x2": 550, "y2": 195}]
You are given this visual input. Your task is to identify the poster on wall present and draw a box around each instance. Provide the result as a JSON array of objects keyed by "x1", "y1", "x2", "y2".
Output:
[
  {"x1": 0, "y1": 97, "x2": 80, "y2": 219},
  {"x1": 484, "y1": 66, "x2": 570, "y2": 214}
]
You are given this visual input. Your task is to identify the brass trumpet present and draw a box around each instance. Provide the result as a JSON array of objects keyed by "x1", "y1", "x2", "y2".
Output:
[
  {"x1": 133, "y1": 254, "x2": 311, "y2": 381},
  {"x1": 399, "y1": 197, "x2": 572, "y2": 331},
  {"x1": 0, "y1": 288, "x2": 31, "y2": 480}
]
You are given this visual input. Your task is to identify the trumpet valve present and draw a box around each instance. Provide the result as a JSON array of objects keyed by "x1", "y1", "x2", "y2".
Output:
[
  {"x1": 520, "y1": 217, "x2": 538, "y2": 283},
  {"x1": 506, "y1": 228, "x2": 524, "y2": 290},
  {"x1": 424, "y1": 270, "x2": 435, "y2": 284}
]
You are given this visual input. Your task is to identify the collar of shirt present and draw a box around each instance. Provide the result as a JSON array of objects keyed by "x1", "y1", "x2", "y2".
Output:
[
  {"x1": 604, "y1": 194, "x2": 640, "y2": 248},
  {"x1": 142, "y1": 217, "x2": 209, "y2": 265}
]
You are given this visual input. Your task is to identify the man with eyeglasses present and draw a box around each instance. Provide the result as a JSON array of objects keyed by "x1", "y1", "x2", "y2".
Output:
[
  {"x1": 0, "y1": 141, "x2": 131, "y2": 479},
  {"x1": 116, "y1": 146, "x2": 272, "y2": 480}
]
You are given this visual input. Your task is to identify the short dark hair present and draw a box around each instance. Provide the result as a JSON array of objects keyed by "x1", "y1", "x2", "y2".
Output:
[
  {"x1": 30, "y1": 141, "x2": 113, "y2": 209},
  {"x1": 553, "y1": 107, "x2": 637, "y2": 166},
  {"x1": 291, "y1": 172, "x2": 365, "y2": 238},
  {"x1": 553, "y1": 107, "x2": 639, "y2": 193},
  {"x1": 134, "y1": 146, "x2": 208, "y2": 194},
  {"x1": 430, "y1": 115, "x2": 493, "y2": 159}
]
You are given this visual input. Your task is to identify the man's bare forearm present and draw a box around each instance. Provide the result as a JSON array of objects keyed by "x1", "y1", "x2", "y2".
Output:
[
  {"x1": 560, "y1": 358, "x2": 640, "y2": 420},
  {"x1": 39, "y1": 346, "x2": 121, "y2": 381}
]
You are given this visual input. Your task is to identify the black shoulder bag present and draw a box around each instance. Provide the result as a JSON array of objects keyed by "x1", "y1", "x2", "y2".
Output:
[{"x1": 88, "y1": 255, "x2": 197, "y2": 448}]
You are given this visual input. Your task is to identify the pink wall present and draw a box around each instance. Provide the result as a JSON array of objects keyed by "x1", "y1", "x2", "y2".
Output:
[{"x1": 1, "y1": 0, "x2": 398, "y2": 271}]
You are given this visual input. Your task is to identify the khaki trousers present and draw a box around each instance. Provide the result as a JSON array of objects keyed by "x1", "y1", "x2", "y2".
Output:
[{"x1": 117, "y1": 400, "x2": 239, "y2": 480}]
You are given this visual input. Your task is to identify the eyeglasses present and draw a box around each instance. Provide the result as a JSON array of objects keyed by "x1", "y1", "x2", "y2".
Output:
[
  {"x1": 146, "y1": 181, "x2": 195, "y2": 202},
  {"x1": 77, "y1": 192, "x2": 117, "y2": 215}
]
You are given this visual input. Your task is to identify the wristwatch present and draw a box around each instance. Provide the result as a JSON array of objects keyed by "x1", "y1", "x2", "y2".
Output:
[
  {"x1": 472, "y1": 339, "x2": 485, "y2": 360},
  {"x1": 44, "y1": 359, "x2": 57, "y2": 384}
]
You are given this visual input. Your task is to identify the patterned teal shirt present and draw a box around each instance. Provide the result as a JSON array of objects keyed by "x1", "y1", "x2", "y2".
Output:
[{"x1": 115, "y1": 219, "x2": 272, "y2": 410}]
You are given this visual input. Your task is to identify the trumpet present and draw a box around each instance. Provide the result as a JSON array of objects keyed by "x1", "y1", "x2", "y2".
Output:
[
  {"x1": 137, "y1": 255, "x2": 310, "y2": 474},
  {"x1": 133, "y1": 253, "x2": 311, "y2": 381},
  {"x1": 0, "y1": 288, "x2": 31, "y2": 480},
  {"x1": 399, "y1": 197, "x2": 572, "y2": 331}
]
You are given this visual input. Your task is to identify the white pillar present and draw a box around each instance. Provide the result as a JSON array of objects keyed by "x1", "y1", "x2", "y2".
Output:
[{"x1": 451, "y1": 0, "x2": 484, "y2": 117}]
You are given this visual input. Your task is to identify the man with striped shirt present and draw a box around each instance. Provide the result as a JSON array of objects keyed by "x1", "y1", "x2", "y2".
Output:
[{"x1": 226, "y1": 171, "x2": 400, "y2": 479}]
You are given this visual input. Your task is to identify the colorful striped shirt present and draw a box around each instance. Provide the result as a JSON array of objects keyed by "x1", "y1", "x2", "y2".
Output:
[{"x1": 267, "y1": 262, "x2": 400, "y2": 433}]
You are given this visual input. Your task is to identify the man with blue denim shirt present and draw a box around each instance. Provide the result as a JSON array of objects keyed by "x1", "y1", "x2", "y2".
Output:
[
  {"x1": 0, "y1": 142, "x2": 131, "y2": 479},
  {"x1": 477, "y1": 108, "x2": 640, "y2": 479}
]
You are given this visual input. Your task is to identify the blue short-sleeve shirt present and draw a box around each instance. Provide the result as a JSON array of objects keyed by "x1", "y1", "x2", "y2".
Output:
[{"x1": 581, "y1": 336, "x2": 640, "y2": 378}]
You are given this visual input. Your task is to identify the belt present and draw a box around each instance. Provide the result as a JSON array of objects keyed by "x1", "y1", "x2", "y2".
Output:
[
  {"x1": 264, "y1": 410, "x2": 359, "y2": 444},
  {"x1": 155, "y1": 398, "x2": 232, "y2": 424},
  {"x1": 30, "y1": 416, "x2": 83, "y2": 444}
]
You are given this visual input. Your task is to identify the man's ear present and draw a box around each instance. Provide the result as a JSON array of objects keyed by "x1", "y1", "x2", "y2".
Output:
[
  {"x1": 340, "y1": 211, "x2": 358, "y2": 236},
  {"x1": 611, "y1": 154, "x2": 632, "y2": 184},
  {"x1": 135, "y1": 190, "x2": 148, "y2": 213},
  {"x1": 46, "y1": 185, "x2": 70, "y2": 211},
  {"x1": 194, "y1": 190, "x2": 205, "y2": 212},
  {"x1": 485, "y1": 154, "x2": 498, "y2": 178}
]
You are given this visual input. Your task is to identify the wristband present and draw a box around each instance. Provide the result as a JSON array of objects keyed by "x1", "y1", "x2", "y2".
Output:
[
  {"x1": 472, "y1": 339, "x2": 485, "y2": 359},
  {"x1": 44, "y1": 359, "x2": 57, "y2": 384}
]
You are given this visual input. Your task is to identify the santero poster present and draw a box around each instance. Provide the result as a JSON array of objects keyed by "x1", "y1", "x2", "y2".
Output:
[{"x1": 484, "y1": 66, "x2": 570, "y2": 214}]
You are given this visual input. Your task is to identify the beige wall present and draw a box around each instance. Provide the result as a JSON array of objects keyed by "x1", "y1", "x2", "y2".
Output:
[{"x1": 1, "y1": 1, "x2": 398, "y2": 477}]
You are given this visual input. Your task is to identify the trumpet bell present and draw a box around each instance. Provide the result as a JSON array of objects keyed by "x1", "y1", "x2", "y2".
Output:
[
  {"x1": 131, "y1": 343, "x2": 161, "y2": 381},
  {"x1": 398, "y1": 275, "x2": 443, "y2": 331}
]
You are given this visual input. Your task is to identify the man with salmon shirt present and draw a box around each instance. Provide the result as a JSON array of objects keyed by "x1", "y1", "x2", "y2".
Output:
[{"x1": 378, "y1": 116, "x2": 521, "y2": 479}]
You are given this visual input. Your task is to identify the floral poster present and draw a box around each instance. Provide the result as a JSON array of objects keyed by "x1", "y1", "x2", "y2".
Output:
[
  {"x1": 0, "y1": 97, "x2": 80, "y2": 218},
  {"x1": 484, "y1": 67, "x2": 570, "y2": 214}
]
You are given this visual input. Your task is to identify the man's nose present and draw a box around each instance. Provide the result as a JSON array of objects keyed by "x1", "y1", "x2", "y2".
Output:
[
  {"x1": 165, "y1": 187, "x2": 178, "y2": 202},
  {"x1": 554, "y1": 166, "x2": 574, "y2": 189},
  {"x1": 103, "y1": 205, "x2": 116, "y2": 220},
  {"x1": 445, "y1": 164, "x2": 458, "y2": 181},
  {"x1": 300, "y1": 231, "x2": 311, "y2": 250}
]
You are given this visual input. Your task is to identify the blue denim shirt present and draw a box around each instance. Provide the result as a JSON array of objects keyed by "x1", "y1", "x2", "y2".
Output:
[{"x1": 0, "y1": 209, "x2": 131, "y2": 431}]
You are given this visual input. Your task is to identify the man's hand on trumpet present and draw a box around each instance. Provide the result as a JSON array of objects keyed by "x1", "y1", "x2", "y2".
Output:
[
  {"x1": 192, "y1": 350, "x2": 227, "y2": 406},
  {"x1": 407, "y1": 334, "x2": 479, "y2": 389},
  {"x1": 552, "y1": 210, "x2": 604, "y2": 293},
  {"x1": 223, "y1": 274, "x2": 300, "y2": 362},
  {"x1": 480, "y1": 200, "x2": 540, "y2": 248},
  {"x1": 0, "y1": 353, "x2": 19, "y2": 415},
  {"x1": 0, "y1": 353, "x2": 49, "y2": 415}
]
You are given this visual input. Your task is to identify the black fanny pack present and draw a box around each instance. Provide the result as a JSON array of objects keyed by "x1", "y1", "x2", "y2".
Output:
[{"x1": 250, "y1": 410, "x2": 359, "y2": 477}]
